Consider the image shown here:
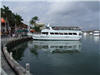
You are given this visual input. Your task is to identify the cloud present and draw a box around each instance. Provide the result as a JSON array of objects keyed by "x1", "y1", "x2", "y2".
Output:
[
  {"x1": 0, "y1": 0, "x2": 70, "y2": 1},
  {"x1": 2, "y1": 1, "x2": 50, "y2": 24},
  {"x1": 41, "y1": 1, "x2": 100, "y2": 30},
  {"x1": 1, "y1": 1, "x2": 100, "y2": 30}
]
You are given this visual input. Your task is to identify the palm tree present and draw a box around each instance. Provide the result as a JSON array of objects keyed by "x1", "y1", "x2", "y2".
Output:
[
  {"x1": 1, "y1": 5, "x2": 12, "y2": 33},
  {"x1": 14, "y1": 14, "x2": 23, "y2": 27},
  {"x1": 30, "y1": 16, "x2": 39, "y2": 26},
  {"x1": 29, "y1": 16, "x2": 41, "y2": 32},
  {"x1": 1, "y1": 5, "x2": 23, "y2": 34}
]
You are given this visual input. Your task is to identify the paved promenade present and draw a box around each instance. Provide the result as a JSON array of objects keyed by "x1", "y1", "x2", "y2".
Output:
[
  {"x1": 1, "y1": 36, "x2": 32, "y2": 75},
  {"x1": 1, "y1": 51, "x2": 16, "y2": 75},
  {"x1": 1, "y1": 37, "x2": 19, "y2": 75}
]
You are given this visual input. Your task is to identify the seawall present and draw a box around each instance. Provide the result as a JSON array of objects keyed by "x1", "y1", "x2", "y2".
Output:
[{"x1": 2, "y1": 36, "x2": 32, "y2": 75}]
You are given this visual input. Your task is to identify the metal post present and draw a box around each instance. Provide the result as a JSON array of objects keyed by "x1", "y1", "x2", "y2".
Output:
[
  {"x1": 10, "y1": 52, "x2": 13, "y2": 59},
  {"x1": 4, "y1": 47, "x2": 7, "y2": 53},
  {"x1": 25, "y1": 63, "x2": 30, "y2": 75}
]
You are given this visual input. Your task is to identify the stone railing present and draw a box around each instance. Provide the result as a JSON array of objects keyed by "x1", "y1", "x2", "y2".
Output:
[{"x1": 2, "y1": 37, "x2": 32, "y2": 75}]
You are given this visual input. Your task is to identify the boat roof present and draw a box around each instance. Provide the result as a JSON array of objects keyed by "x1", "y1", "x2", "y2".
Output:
[
  {"x1": 41, "y1": 24, "x2": 81, "y2": 32},
  {"x1": 41, "y1": 29, "x2": 81, "y2": 33},
  {"x1": 52, "y1": 26, "x2": 81, "y2": 30}
]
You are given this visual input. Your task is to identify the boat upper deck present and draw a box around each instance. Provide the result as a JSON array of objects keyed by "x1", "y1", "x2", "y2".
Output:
[{"x1": 41, "y1": 29, "x2": 82, "y2": 33}]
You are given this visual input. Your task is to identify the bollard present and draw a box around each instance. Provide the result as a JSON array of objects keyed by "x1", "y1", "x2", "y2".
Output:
[
  {"x1": 4, "y1": 48, "x2": 7, "y2": 53},
  {"x1": 4, "y1": 47, "x2": 7, "y2": 53},
  {"x1": 25, "y1": 63, "x2": 30, "y2": 75},
  {"x1": 4, "y1": 47, "x2": 7, "y2": 50},
  {"x1": 10, "y1": 52, "x2": 13, "y2": 60}
]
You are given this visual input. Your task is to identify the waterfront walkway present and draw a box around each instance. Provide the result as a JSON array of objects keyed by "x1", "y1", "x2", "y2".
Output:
[
  {"x1": 1, "y1": 36, "x2": 32, "y2": 75},
  {"x1": 1, "y1": 51, "x2": 16, "y2": 75},
  {"x1": 1, "y1": 37, "x2": 21, "y2": 75}
]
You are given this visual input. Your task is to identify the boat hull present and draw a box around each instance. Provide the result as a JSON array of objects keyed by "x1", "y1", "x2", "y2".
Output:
[{"x1": 32, "y1": 34, "x2": 81, "y2": 41}]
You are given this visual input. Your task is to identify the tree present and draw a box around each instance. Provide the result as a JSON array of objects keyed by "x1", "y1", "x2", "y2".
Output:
[
  {"x1": 1, "y1": 5, "x2": 12, "y2": 32},
  {"x1": 14, "y1": 14, "x2": 23, "y2": 27},
  {"x1": 30, "y1": 16, "x2": 39, "y2": 26},
  {"x1": 1, "y1": 5, "x2": 24, "y2": 33},
  {"x1": 29, "y1": 16, "x2": 41, "y2": 32}
]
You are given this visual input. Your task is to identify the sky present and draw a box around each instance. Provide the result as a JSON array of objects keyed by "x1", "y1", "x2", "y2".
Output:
[{"x1": 1, "y1": 0, "x2": 100, "y2": 30}]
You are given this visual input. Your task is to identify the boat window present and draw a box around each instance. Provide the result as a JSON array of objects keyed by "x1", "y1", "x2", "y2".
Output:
[
  {"x1": 69, "y1": 33, "x2": 72, "y2": 35},
  {"x1": 50, "y1": 33, "x2": 54, "y2": 35},
  {"x1": 64, "y1": 33, "x2": 68, "y2": 35},
  {"x1": 73, "y1": 33, "x2": 77, "y2": 35},
  {"x1": 55, "y1": 33, "x2": 59, "y2": 35},
  {"x1": 42, "y1": 32, "x2": 48, "y2": 35}
]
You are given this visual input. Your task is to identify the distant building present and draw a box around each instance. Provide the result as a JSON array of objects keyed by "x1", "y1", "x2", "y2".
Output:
[
  {"x1": 29, "y1": 22, "x2": 45, "y2": 30},
  {"x1": 36, "y1": 23, "x2": 45, "y2": 30},
  {"x1": 18, "y1": 23, "x2": 28, "y2": 29},
  {"x1": 1, "y1": 17, "x2": 28, "y2": 36},
  {"x1": 1, "y1": 18, "x2": 11, "y2": 35},
  {"x1": 52, "y1": 26, "x2": 81, "y2": 30}
]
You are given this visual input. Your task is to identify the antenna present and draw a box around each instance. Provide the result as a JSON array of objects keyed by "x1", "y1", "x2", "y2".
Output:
[{"x1": 47, "y1": 23, "x2": 50, "y2": 27}]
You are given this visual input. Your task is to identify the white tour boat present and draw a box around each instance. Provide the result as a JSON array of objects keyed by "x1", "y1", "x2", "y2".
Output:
[
  {"x1": 32, "y1": 24, "x2": 82, "y2": 40},
  {"x1": 93, "y1": 31, "x2": 100, "y2": 36}
]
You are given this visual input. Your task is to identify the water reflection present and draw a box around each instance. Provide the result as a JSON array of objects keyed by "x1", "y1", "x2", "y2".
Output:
[
  {"x1": 28, "y1": 41, "x2": 81, "y2": 54},
  {"x1": 93, "y1": 36, "x2": 100, "y2": 42},
  {"x1": 11, "y1": 43, "x2": 28, "y2": 61},
  {"x1": 13, "y1": 37, "x2": 100, "y2": 75}
]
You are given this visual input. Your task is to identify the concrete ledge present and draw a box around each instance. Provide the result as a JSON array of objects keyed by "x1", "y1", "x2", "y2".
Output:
[{"x1": 2, "y1": 37, "x2": 32, "y2": 75}]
